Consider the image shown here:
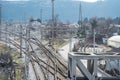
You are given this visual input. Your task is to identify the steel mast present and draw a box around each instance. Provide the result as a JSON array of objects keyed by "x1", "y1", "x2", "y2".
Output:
[{"x1": 0, "y1": 2, "x2": 2, "y2": 40}]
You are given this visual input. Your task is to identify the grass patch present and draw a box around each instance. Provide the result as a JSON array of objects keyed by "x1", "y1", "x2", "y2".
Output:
[
  {"x1": 53, "y1": 40, "x2": 68, "y2": 50},
  {"x1": 0, "y1": 43, "x2": 25, "y2": 80},
  {"x1": 0, "y1": 75, "x2": 8, "y2": 80}
]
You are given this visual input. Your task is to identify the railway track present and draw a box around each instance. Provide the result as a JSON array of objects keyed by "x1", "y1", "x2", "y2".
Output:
[
  {"x1": 1, "y1": 31, "x2": 68, "y2": 80},
  {"x1": 2, "y1": 24, "x2": 120, "y2": 80},
  {"x1": 30, "y1": 59, "x2": 41, "y2": 80},
  {"x1": 28, "y1": 37, "x2": 68, "y2": 80}
]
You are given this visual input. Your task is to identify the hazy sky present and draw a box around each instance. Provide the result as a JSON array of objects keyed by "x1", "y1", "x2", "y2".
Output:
[
  {"x1": 2, "y1": 0, "x2": 105, "y2": 2},
  {"x1": 2, "y1": 0, "x2": 29, "y2": 1},
  {"x1": 2, "y1": 0, "x2": 120, "y2": 23}
]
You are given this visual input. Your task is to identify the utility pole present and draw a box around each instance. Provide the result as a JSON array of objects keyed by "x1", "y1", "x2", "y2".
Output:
[
  {"x1": 78, "y1": 2, "x2": 86, "y2": 39},
  {"x1": 52, "y1": 0, "x2": 55, "y2": 24},
  {"x1": 40, "y1": 9, "x2": 42, "y2": 23},
  {"x1": 52, "y1": 0, "x2": 55, "y2": 43},
  {"x1": 0, "y1": 2, "x2": 1, "y2": 25},
  {"x1": 5, "y1": 23, "x2": 8, "y2": 43},
  {"x1": 80, "y1": 2, "x2": 86, "y2": 38},
  {"x1": 25, "y1": 22, "x2": 31, "y2": 80},
  {"x1": 0, "y1": 2, "x2": 2, "y2": 40},
  {"x1": 79, "y1": 2, "x2": 82, "y2": 27},
  {"x1": 77, "y1": 2, "x2": 83, "y2": 38},
  {"x1": 51, "y1": 1, "x2": 57, "y2": 80},
  {"x1": 90, "y1": 19, "x2": 97, "y2": 53},
  {"x1": 19, "y1": 25, "x2": 23, "y2": 58},
  {"x1": 39, "y1": 9, "x2": 42, "y2": 41},
  {"x1": 12, "y1": 24, "x2": 15, "y2": 39}
]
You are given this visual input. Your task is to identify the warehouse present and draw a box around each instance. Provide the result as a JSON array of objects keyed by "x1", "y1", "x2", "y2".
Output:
[{"x1": 107, "y1": 36, "x2": 120, "y2": 48}]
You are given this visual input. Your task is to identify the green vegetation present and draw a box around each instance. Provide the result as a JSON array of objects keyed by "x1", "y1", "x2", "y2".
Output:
[
  {"x1": 0, "y1": 75, "x2": 8, "y2": 80},
  {"x1": 10, "y1": 48, "x2": 25, "y2": 80},
  {"x1": 0, "y1": 43, "x2": 25, "y2": 80},
  {"x1": 0, "y1": 44, "x2": 7, "y2": 53},
  {"x1": 53, "y1": 40, "x2": 68, "y2": 50}
]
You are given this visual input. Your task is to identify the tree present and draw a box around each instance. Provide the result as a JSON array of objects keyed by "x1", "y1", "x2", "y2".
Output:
[
  {"x1": 83, "y1": 17, "x2": 88, "y2": 23},
  {"x1": 91, "y1": 19, "x2": 97, "y2": 28},
  {"x1": 90, "y1": 18, "x2": 97, "y2": 35},
  {"x1": 37, "y1": 18, "x2": 41, "y2": 23},
  {"x1": 29, "y1": 17, "x2": 34, "y2": 22},
  {"x1": 77, "y1": 20, "x2": 86, "y2": 38}
]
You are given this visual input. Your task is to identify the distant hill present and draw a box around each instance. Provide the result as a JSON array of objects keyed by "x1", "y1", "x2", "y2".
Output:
[{"x1": 2, "y1": 0, "x2": 120, "y2": 23}]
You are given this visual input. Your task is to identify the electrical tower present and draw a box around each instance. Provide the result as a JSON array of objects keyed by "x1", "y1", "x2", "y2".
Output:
[
  {"x1": 77, "y1": 2, "x2": 83, "y2": 38},
  {"x1": 77, "y1": 2, "x2": 86, "y2": 38}
]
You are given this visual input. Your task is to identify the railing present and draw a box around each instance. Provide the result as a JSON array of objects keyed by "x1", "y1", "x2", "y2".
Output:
[{"x1": 68, "y1": 52, "x2": 120, "y2": 80}]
